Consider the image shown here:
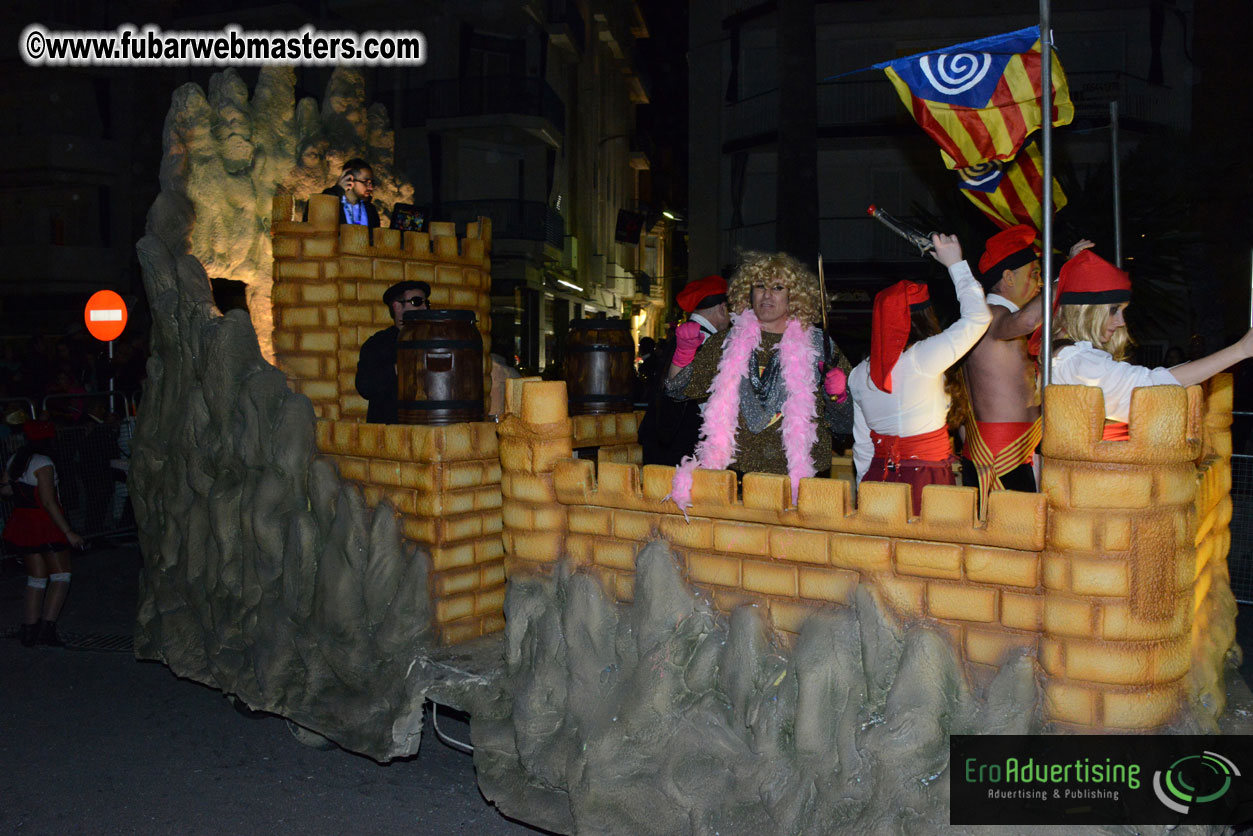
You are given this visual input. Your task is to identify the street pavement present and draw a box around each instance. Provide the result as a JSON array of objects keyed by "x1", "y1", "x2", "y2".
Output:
[{"x1": 0, "y1": 545, "x2": 548, "y2": 836}]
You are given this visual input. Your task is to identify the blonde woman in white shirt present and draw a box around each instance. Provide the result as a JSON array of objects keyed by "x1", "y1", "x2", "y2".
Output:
[{"x1": 1050, "y1": 249, "x2": 1253, "y2": 438}]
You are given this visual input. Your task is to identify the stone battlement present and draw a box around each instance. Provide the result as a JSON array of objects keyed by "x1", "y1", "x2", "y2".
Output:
[
  {"x1": 1042, "y1": 383, "x2": 1203, "y2": 464},
  {"x1": 270, "y1": 194, "x2": 493, "y2": 422},
  {"x1": 314, "y1": 419, "x2": 505, "y2": 646},
  {"x1": 496, "y1": 375, "x2": 1236, "y2": 732}
]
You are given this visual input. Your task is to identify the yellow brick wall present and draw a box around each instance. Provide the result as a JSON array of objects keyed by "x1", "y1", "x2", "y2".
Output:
[
  {"x1": 270, "y1": 194, "x2": 494, "y2": 422},
  {"x1": 498, "y1": 377, "x2": 1236, "y2": 732},
  {"x1": 1037, "y1": 383, "x2": 1210, "y2": 730},
  {"x1": 314, "y1": 419, "x2": 505, "y2": 645}
]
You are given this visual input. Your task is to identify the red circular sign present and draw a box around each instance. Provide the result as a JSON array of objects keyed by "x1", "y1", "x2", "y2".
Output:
[{"x1": 84, "y1": 290, "x2": 128, "y2": 342}]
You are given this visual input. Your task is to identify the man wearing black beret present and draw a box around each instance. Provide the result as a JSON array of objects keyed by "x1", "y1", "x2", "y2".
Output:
[{"x1": 355, "y1": 280, "x2": 430, "y2": 424}]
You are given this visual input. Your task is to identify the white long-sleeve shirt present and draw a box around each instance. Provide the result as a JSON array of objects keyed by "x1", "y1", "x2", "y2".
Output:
[
  {"x1": 1051, "y1": 342, "x2": 1179, "y2": 423},
  {"x1": 849, "y1": 260, "x2": 991, "y2": 482}
]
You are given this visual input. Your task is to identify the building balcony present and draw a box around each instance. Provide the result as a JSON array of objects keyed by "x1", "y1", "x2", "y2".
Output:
[
  {"x1": 629, "y1": 129, "x2": 654, "y2": 171},
  {"x1": 438, "y1": 200, "x2": 564, "y2": 251},
  {"x1": 546, "y1": 0, "x2": 586, "y2": 57},
  {"x1": 402, "y1": 76, "x2": 564, "y2": 147}
]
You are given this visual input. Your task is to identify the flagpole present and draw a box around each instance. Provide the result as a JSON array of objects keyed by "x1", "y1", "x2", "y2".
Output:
[
  {"x1": 1039, "y1": 1, "x2": 1055, "y2": 388},
  {"x1": 1110, "y1": 101, "x2": 1123, "y2": 267}
]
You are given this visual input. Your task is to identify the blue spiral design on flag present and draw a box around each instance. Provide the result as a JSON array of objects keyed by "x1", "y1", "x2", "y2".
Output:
[
  {"x1": 920, "y1": 52, "x2": 993, "y2": 94},
  {"x1": 957, "y1": 161, "x2": 1004, "y2": 192}
]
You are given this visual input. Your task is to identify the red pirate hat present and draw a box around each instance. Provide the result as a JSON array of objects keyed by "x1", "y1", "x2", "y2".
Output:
[
  {"x1": 1027, "y1": 249, "x2": 1130, "y2": 355},
  {"x1": 870, "y1": 280, "x2": 931, "y2": 393},
  {"x1": 677, "y1": 275, "x2": 727, "y2": 313},
  {"x1": 1055, "y1": 249, "x2": 1131, "y2": 306},
  {"x1": 977, "y1": 224, "x2": 1038, "y2": 289}
]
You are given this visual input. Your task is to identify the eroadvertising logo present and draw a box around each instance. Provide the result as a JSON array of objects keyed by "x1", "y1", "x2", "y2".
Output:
[
  {"x1": 1152, "y1": 751, "x2": 1240, "y2": 815},
  {"x1": 950, "y1": 736, "x2": 1253, "y2": 826}
]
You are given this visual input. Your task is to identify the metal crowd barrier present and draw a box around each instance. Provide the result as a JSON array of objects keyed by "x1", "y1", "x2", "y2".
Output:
[
  {"x1": 0, "y1": 397, "x2": 37, "y2": 420},
  {"x1": 0, "y1": 416, "x2": 136, "y2": 557},
  {"x1": 1230, "y1": 411, "x2": 1253, "y2": 604}
]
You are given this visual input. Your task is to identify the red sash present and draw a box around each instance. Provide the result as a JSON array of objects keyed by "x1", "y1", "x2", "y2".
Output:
[
  {"x1": 1102, "y1": 421, "x2": 1130, "y2": 441},
  {"x1": 870, "y1": 426, "x2": 953, "y2": 468}
]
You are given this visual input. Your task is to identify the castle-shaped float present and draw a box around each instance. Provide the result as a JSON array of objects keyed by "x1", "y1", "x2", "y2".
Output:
[{"x1": 271, "y1": 193, "x2": 1236, "y2": 733}]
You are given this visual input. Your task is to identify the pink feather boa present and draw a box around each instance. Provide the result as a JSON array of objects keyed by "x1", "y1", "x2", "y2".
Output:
[{"x1": 668, "y1": 311, "x2": 820, "y2": 510}]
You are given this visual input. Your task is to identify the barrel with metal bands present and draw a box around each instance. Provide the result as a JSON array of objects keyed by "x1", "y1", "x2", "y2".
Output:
[
  {"x1": 396, "y1": 309, "x2": 485, "y2": 425},
  {"x1": 564, "y1": 317, "x2": 634, "y2": 415}
]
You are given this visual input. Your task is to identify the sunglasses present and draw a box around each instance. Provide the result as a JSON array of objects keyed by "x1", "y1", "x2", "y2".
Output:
[{"x1": 400, "y1": 296, "x2": 428, "y2": 307}]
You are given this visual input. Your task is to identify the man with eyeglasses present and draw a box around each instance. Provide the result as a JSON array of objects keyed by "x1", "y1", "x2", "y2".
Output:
[
  {"x1": 312, "y1": 157, "x2": 380, "y2": 229},
  {"x1": 355, "y1": 281, "x2": 431, "y2": 423}
]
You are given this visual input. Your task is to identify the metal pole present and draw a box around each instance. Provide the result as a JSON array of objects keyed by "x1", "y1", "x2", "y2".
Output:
[
  {"x1": 108, "y1": 340, "x2": 116, "y2": 416},
  {"x1": 1110, "y1": 101, "x2": 1123, "y2": 267},
  {"x1": 1039, "y1": 6, "x2": 1054, "y2": 387}
]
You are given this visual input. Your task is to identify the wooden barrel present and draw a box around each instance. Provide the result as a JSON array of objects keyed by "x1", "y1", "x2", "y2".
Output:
[
  {"x1": 397, "y1": 310, "x2": 485, "y2": 425},
  {"x1": 565, "y1": 317, "x2": 634, "y2": 415}
]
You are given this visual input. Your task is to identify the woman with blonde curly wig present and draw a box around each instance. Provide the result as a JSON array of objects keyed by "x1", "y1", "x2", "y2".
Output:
[
  {"x1": 1051, "y1": 249, "x2": 1253, "y2": 438},
  {"x1": 664, "y1": 251, "x2": 852, "y2": 510}
]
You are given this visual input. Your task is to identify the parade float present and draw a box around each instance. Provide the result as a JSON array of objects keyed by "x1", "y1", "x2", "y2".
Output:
[{"x1": 130, "y1": 67, "x2": 1243, "y2": 835}]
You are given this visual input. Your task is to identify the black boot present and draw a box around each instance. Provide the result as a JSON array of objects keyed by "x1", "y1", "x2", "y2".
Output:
[
  {"x1": 38, "y1": 620, "x2": 64, "y2": 648},
  {"x1": 20, "y1": 623, "x2": 38, "y2": 647}
]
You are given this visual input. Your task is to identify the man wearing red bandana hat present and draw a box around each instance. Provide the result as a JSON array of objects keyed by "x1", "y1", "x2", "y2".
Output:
[
  {"x1": 674, "y1": 275, "x2": 730, "y2": 345},
  {"x1": 639, "y1": 275, "x2": 730, "y2": 466},
  {"x1": 960, "y1": 227, "x2": 1096, "y2": 508},
  {"x1": 1050, "y1": 249, "x2": 1253, "y2": 437},
  {"x1": 960, "y1": 225, "x2": 1045, "y2": 505},
  {"x1": 848, "y1": 234, "x2": 991, "y2": 513}
]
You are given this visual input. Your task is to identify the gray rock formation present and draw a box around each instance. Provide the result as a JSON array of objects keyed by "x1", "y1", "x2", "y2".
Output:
[
  {"x1": 132, "y1": 176, "x2": 432, "y2": 763},
  {"x1": 472, "y1": 540, "x2": 1227, "y2": 836},
  {"x1": 160, "y1": 66, "x2": 414, "y2": 360}
]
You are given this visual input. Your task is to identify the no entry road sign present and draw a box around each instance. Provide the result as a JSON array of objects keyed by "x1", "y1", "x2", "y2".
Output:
[{"x1": 85, "y1": 290, "x2": 128, "y2": 342}]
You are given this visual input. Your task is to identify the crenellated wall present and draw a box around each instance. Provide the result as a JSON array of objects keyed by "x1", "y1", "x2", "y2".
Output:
[
  {"x1": 269, "y1": 193, "x2": 493, "y2": 421},
  {"x1": 264, "y1": 201, "x2": 1237, "y2": 719},
  {"x1": 270, "y1": 194, "x2": 501, "y2": 644},
  {"x1": 497, "y1": 376, "x2": 1236, "y2": 732},
  {"x1": 313, "y1": 420, "x2": 505, "y2": 645}
]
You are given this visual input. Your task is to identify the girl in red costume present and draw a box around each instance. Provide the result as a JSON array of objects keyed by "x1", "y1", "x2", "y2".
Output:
[{"x1": 2, "y1": 419, "x2": 84, "y2": 647}]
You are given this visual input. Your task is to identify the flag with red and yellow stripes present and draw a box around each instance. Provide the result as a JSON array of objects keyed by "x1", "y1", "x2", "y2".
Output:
[
  {"x1": 956, "y1": 141, "x2": 1067, "y2": 230},
  {"x1": 878, "y1": 27, "x2": 1074, "y2": 170}
]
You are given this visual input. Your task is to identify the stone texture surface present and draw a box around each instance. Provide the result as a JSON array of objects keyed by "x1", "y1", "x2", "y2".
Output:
[
  {"x1": 132, "y1": 167, "x2": 433, "y2": 764},
  {"x1": 472, "y1": 540, "x2": 1230, "y2": 835},
  {"x1": 161, "y1": 66, "x2": 414, "y2": 360}
]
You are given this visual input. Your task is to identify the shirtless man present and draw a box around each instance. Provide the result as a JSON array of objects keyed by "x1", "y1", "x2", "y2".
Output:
[{"x1": 961, "y1": 225, "x2": 1091, "y2": 503}]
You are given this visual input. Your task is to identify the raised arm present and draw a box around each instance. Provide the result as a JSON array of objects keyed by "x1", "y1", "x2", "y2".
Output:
[
  {"x1": 913, "y1": 235, "x2": 991, "y2": 375},
  {"x1": 987, "y1": 294, "x2": 1042, "y2": 340},
  {"x1": 987, "y1": 240, "x2": 1092, "y2": 340},
  {"x1": 1169, "y1": 329, "x2": 1253, "y2": 386}
]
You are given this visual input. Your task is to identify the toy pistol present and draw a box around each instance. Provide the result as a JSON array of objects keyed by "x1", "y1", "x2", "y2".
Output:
[{"x1": 867, "y1": 205, "x2": 936, "y2": 256}]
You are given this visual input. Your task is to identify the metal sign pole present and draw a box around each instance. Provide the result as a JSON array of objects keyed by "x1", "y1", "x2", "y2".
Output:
[
  {"x1": 1111, "y1": 101, "x2": 1123, "y2": 267},
  {"x1": 1039, "y1": 3, "x2": 1055, "y2": 388},
  {"x1": 109, "y1": 340, "x2": 116, "y2": 416}
]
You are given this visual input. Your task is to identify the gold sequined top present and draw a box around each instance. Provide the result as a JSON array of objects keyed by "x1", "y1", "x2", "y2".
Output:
[{"x1": 667, "y1": 329, "x2": 851, "y2": 476}]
